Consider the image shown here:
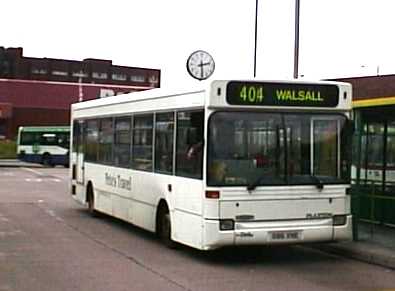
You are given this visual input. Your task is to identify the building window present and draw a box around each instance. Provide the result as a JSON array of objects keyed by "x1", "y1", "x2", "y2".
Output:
[
  {"x1": 130, "y1": 75, "x2": 145, "y2": 82},
  {"x1": 31, "y1": 68, "x2": 47, "y2": 75},
  {"x1": 112, "y1": 73, "x2": 127, "y2": 81},
  {"x1": 52, "y1": 71, "x2": 68, "y2": 76},
  {"x1": 148, "y1": 75, "x2": 159, "y2": 85},
  {"x1": 72, "y1": 71, "x2": 88, "y2": 78},
  {"x1": 92, "y1": 72, "x2": 108, "y2": 79}
]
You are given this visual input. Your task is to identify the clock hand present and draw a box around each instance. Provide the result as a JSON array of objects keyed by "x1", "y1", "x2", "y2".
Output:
[
  {"x1": 197, "y1": 62, "x2": 211, "y2": 67},
  {"x1": 198, "y1": 61, "x2": 211, "y2": 78}
]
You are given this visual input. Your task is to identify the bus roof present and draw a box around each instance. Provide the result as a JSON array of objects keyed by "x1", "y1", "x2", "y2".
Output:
[
  {"x1": 71, "y1": 85, "x2": 207, "y2": 110},
  {"x1": 71, "y1": 79, "x2": 352, "y2": 116}
]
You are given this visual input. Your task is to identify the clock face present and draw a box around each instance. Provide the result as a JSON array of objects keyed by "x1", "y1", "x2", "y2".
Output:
[{"x1": 186, "y1": 50, "x2": 215, "y2": 80}]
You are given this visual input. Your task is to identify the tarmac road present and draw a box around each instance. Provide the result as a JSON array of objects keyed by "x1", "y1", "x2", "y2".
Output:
[{"x1": 0, "y1": 166, "x2": 394, "y2": 291}]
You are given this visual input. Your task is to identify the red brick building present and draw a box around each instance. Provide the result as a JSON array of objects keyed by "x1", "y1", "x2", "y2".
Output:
[{"x1": 0, "y1": 47, "x2": 160, "y2": 139}]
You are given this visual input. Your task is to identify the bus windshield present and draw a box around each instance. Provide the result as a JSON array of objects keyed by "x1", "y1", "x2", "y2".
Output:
[{"x1": 207, "y1": 112, "x2": 349, "y2": 187}]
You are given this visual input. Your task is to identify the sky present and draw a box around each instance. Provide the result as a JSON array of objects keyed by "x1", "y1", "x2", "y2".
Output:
[{"x1": 2, "y1": 0, "x2": 395, "y2": 88}]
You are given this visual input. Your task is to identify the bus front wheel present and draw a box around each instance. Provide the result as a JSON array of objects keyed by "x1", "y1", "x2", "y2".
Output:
[{"x1": 158, "y1": 205, "x2": 176, "y2": 248}]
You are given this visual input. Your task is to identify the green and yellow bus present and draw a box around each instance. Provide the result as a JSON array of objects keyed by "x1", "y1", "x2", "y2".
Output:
[{"x1": 17, "y1": 126, "x2": 70, "y2": 167}]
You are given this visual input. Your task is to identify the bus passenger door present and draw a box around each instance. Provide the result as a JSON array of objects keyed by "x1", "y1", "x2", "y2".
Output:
[
  {"x1": 171, "y1": 110, "x2": 205, "y2": 248},
  {"x1": 311, "y1": 118, "x2": 340, "y2": 177},
  {"x1": 74, "y1": 120, "x2": 85, "y2": 184}
]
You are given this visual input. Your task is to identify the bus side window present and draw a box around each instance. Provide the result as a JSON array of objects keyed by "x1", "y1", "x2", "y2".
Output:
[
  {"x1": 98, "y1": 118, "x2": 114, "y2": 165},
  {"x1": 132, "y1": 114, "x2": 154, "y2": 171},
  {"x1": 176, "y1": 110, "x2": 204, "y2": 179},
  {"x1": 85, "y1": 119, "x2": 99, "y2": 162},
  {"x1": 114, "y1": 117, "x2": 131, "y2": 168},
  {"x1": 154, "y1": 112, "x2": 174, "y2": 174}
]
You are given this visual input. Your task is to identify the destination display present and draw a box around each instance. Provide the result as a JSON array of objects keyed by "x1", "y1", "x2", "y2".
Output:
[{"x1": 226, "y1": 81, "x2": 339, "y2": 107}]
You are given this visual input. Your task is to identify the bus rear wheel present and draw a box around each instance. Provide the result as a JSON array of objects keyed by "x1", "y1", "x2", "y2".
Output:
[
  {"x1": 87, "y1": 184, "x2": 100, "y2": 217},
  {"x1": 42, "y1": 153, "x2": 53, "y2": 167}
]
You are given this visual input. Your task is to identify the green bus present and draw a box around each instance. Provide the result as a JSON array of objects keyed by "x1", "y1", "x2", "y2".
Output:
[{"x1": 17, "y1": 126, "x2": 70, "y2": 167}]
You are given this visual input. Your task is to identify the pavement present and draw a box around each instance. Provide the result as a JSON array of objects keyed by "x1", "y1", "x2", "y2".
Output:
[
  {"x1": 313, "y1": 222, "x2": 395, "y2": 270},
  {"x1": 1, "y1": 158, "x2": 395, "y2": 270}
]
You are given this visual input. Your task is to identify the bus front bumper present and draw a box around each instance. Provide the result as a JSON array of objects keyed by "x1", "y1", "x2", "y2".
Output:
[{"x1": 202, "y1": 215, "x2": 352, "y2": 250}]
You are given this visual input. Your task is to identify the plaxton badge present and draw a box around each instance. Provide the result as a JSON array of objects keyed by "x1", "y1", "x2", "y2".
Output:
[
  {"x1": 226, "y1": 81, "x2": 340, "y2": 107},
  {"x1": 306, "y1": 212, "x2": 332, "y2": 219}
]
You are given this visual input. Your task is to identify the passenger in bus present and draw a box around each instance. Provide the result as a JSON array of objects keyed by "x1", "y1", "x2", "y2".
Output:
[
  {"x1": 185, "y1": 112, "x2": 204, "y2": 175},
  {"x1": 208, "y1": 160, "x2": 227, "y2": 183},
  {"x1": 187, "y1": 141, "x2": 203, "y2": 159}
]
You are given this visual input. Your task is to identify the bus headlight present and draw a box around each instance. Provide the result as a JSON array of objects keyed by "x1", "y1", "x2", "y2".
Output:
[
  {"x1": 219, "y1": 219, "x2": 235, "y2": 231},
  {"x1": 333, "y1": 215, "x2": 347, "y2": 226}
]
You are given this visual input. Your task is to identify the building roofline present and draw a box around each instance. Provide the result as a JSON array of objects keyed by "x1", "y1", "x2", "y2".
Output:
[{"x1": 0, "y1": 78, "x2": 154, "y2": 90}]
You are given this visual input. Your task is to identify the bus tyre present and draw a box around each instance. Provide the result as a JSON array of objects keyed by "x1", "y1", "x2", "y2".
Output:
[
  {"x1": 42, "y1": 154, "x2": 53, "y2": 167},
  {"x1": 87, "y1": 186, "x2": 100, "y2": 218},
  {"x1": 159, "y1": 210, "x2": 176, "y2": 249}
]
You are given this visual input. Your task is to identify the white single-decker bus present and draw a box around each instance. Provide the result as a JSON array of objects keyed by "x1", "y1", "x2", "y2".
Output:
[{"x1": 70, "y1": 79, "x2": 353, "y2": 250}]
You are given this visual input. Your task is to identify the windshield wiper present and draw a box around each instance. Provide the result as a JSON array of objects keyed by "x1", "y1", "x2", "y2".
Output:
[{"x1": 310, "y1": 175, "x2": 324, "y2": 190}]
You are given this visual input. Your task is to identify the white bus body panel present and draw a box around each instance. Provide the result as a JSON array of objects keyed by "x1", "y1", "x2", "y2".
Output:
[
  {"x1": 71, "y1": 89, "x2": 207, "y2": 249},
  {"x1": 202, "y1": 185, "x2": 352, "y2": 250},
  {"x1": 73, "y1": 162, "x2": 206, "y2": 249},
  {"x1": 18, "y1": 145, "x2": 68, "y2": 156},
  {"x1": 203, "y1": 216, "x2": 352, "y2": 250},
  {"x1": 172, "y1": 176, "x2": 204, "y2": 248},
  {"x1": 83, "y1": 163, "x2": 163, "y2": 231},
  {"x1": 71, "y1": 89, "x2": 205, "y2": 120}
]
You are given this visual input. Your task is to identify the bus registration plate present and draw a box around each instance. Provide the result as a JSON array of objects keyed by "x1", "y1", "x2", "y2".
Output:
[{"x1": 269, "y1": 231, "x2": 301, "y2": 241}]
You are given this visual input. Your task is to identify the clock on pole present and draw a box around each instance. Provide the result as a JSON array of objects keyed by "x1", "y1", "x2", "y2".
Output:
[{"x1": 186, "y1": 50, "x2": 215, "y2": 80}]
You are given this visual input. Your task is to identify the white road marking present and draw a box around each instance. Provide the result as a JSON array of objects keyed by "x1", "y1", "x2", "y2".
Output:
[
  {"x1": 0, "y1": 172, "x2": 14, "y2": 176},
  {"x1": 25, "y1": 178, "x2": 43, "y2": 182},
  {"x1": 0, "y1": 230, "x2": 24, "y2": 237},
  {"x1": 44, "y1": 208, "x2": 64, "y2": 222},
  {"x1": 0, "y1": 213, "x2": 9, "y2": 222},
  {"x1": 21, "y1": 167, "x2": 44, "y2": 176},
  {"x1": 21, "y1": 167, "x2": 66, "y2": 181}
]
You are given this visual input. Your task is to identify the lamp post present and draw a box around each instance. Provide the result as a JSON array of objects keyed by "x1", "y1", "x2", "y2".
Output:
[
  {"x1": 254, "y1": 0, "x2": 259, "y2": 78},
  {"x1": 293, "y1": 0, "x2": 300, "y2": 79},
  {"x1": 78, "y1": 77, "x2": 84, "y2": 102},
  {"x1": 361, "y1": 65, "x2": 380, "y2": 76}
]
